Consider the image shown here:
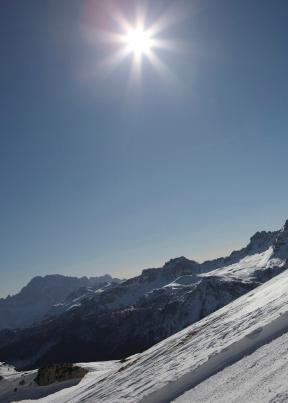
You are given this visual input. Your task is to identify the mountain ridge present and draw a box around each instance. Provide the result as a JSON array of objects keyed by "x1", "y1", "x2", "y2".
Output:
[
  {"x1": 0, "y1": 220, "x2": 287, "y2": 370},
  {"x1": 0, "y1": 274, "x2": 122, "y2": 331},
  {"x1": 3, "y1": 255, "x2": 288, "y2": 402}
]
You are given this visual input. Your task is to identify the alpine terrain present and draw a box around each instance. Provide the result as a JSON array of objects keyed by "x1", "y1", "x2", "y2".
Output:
[
  {"x1": 1, "y1": 220, "x2": 288, "y2": 402},
  {"x1": 0, "y1": 221, "x2": 287, "y2": 370},
  {"x1": 0, "y1": 274, "x2": 122, "y2": 331}
]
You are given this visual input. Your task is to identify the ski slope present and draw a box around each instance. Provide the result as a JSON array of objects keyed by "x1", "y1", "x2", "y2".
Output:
[{"x1": 19, "y1": 268, "x2": 288, "y2": 403}]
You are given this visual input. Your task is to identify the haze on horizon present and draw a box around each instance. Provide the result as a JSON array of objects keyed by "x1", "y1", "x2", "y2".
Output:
[{"x1": 1, "y1": 0, "x2": 288, "y2": 298}]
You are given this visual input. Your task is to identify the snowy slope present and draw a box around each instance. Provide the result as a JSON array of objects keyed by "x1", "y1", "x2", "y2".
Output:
[
  {"x1": 173, "y1": 331, "x2": 288, "y2": 403},
  {"x1": 199, "y1": 221, "x2": 288, "y2": 282},
  {"x1": 200, "y1": 247, "x2": 285, "y2": 282},
  {"x1": 0, "y1": 362, "x2": 118, "y2": 403},
  {"x1": 19, "y1": 268, "x2": 288, "y2": 403}
]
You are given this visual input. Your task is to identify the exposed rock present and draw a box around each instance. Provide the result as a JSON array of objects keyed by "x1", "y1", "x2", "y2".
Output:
[{"x1": 35, "y1": 363, "x2": 87, "y2": 386}]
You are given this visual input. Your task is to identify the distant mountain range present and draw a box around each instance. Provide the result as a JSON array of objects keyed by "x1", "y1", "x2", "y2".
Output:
[
  {"x1": 0, "y1": 220, "x2": 287, "y2": 370},
  {"x1": 0, "y1": 274, "x2": 122, "y2": 330}
]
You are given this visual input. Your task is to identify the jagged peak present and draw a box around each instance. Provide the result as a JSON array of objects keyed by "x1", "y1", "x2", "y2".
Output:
[
  {"x1": 282, "y1": 219, "x2": 288, "y2": 232},
  {"x1": 163, "y1": 256, "x2": 198, "y2": 268},
  {"x1": 139, "y1": 257, "x2": 199, "y2": 281},
  {"x1": 271, "y1": 219, "x2": 288, "y2": 259},
  {"x1": 247, "y1": 230, "x2": 278, "y2": 251},
  {"x1": 250, "y1": 230, "x2": 273, "y2": 241}
]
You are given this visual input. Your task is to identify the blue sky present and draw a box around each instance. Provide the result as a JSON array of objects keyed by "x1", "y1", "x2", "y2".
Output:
[{"x1": 1, "y1": 0, "x2": 288, "y2": 297}]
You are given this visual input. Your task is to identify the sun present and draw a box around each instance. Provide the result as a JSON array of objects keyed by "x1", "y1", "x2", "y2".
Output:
[
  {"x1": 124, "y1": 27, "x2": 153, "y2": 55},
  {"x1": 89, "y1": 2, "x2": 189, "y2": 86}
]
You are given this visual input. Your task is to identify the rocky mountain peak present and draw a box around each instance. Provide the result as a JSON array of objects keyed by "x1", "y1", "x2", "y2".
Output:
[
  {"x1": 241, "y1": 230, "x2": 277, "y2": 257},
  {"x1": 163, "y1": 256, "x2": 197, "y2": 268},
  {"x1": 162, "y1": 256, "x2": 200, "y2": 278},
  {"x1": 272, "y1": 219, "x2": 288, "y2": 260},
  {"x1": 283, "y1": 219, "x2": 288, "y2": 232}
]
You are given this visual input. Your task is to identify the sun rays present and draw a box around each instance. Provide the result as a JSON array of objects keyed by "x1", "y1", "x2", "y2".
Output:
[{"x1": 88, "y1": 1, "x2": 190, "y2": 87}]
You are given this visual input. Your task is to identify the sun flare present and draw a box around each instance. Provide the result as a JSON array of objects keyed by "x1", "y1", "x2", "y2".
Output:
[
  {"x1": 124, "y1": 28, "x2": 153, "y2": 55},
  {"x1": 91, "y1": 2, "x2": 189, "y2": 86}
]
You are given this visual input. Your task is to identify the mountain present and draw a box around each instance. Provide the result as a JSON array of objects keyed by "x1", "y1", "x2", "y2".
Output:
[
  {"x1": 0, "y1": 220, "x2": 287, "y2": 371},
  {"x1": 0, "y1": 274, "x2": 121, "y2": 331},
  {"x1": 2, "y1": 255, "x2": 288, "y2": 402},
  {"x1": 83, "y1": 266, "x2": 288, "y2": 403}
]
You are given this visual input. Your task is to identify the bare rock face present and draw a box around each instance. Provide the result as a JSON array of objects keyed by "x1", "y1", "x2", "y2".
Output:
[{"x1": 35, "y1": 363, "x2": 87, "y2": 386}]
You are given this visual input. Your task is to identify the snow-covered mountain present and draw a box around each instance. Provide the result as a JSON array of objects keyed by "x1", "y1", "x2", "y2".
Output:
[
  {"x1": 80, "y1": 267, "x2": 288, "y2": 403},
  {"x1": 0, "y1": 220, "x2": 287, "y2": 372},
  {"x1": 33, "y1": 225, "x2": 286, "y2": 321},
  {"x1": 3, "y1": 247, "x2": 288, "y2": 402},
  {"x1": 0, "y1": 274, "x2": 121, "y2": 331}
]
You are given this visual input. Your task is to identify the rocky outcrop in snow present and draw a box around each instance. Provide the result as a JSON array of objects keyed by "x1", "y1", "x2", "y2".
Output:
[{"x1": 35, "y1": 364, "x2": 87, "y2": 386}]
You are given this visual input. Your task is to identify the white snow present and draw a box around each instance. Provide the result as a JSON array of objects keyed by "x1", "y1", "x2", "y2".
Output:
[
  {"x1": 15, "y1": 268, "x2": 288, "y2": 403},
  {"x1": 0, "y1": 362, "x2": 118, "y2": 403},
  {"x1": 200, "y1": 247, "x2": 282, "y2": 281},
  {"x1": 173, "y1": 331, "x2": 288, "y2": 403}
]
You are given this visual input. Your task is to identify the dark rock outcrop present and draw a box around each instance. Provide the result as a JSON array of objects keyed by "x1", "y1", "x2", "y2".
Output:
[{"x1": 35, "y1": 363, "x2": 87, "y2": 386}]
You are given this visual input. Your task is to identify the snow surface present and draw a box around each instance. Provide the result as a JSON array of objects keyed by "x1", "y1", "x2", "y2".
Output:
[
  {"x1": 16, "y1": 268, "x2": 288, "y2": 403},
  {"x1": 173, "y1": 331, "x2": 288, "y2": 403},
  {"x1": 200, "y1": 247, "x2": 285, "y2": 281},
  {"x1": 0, "y1": 362, "x2": 118, "y2": 403}
]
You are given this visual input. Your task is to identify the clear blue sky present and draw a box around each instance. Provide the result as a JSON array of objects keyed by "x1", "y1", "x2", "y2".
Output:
[{"x1": 1, "y1": 0, "x2": 288, "y2": 297}]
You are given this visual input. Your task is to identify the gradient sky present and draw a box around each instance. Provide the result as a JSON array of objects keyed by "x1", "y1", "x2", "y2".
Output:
[{"x1": 1, "y1": 0, "x2": 288, "y2": 297}]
